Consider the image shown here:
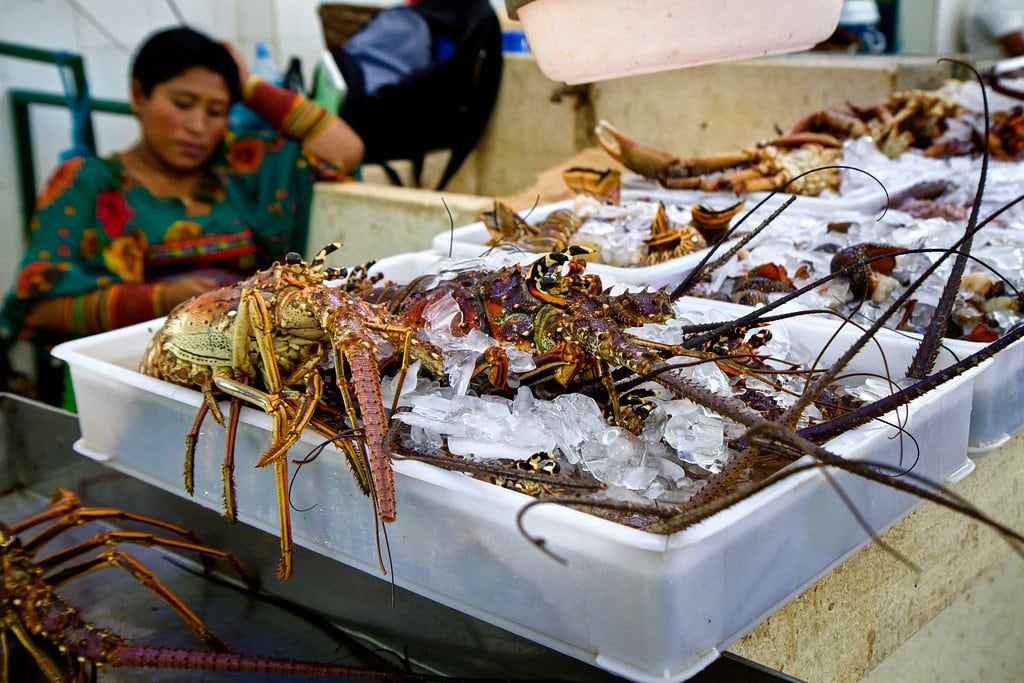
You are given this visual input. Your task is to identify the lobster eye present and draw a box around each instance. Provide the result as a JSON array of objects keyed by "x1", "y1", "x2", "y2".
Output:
[{"x1": 285, "y1": 252, "x2": 302, "y2": 265}]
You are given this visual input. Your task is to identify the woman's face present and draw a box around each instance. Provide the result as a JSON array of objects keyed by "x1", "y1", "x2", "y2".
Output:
[{"x1": 132, "y1": 66, "x2": 231, "y2": 173}]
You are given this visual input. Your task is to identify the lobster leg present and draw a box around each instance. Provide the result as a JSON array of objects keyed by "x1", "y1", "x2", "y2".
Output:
[
  {"x1": 183, "y1": 385, "x2": 241, "y2": 510},
  {"x1": 209, "y1": 373, "x2": 297, "y2": 580},
  {"x1": 306, "y1": 417, "x2": 374, "y2": 495},
  {"x1": 184, "y1": 381, "x2": 228, "y2": 497},
  {"x1": 222, "y1": 397, "x2": 241, "y2": 521},
  {"x1": 6, "y1": 622, "x2": 65, "y2": 683},
  {"x1": 237, "y1": 286, "x2": 300, "y2": 579},
  {"x1": 239, "y1": 286, "x2": 293, "y2": 453},
  {"x1": 388, "y1": 327, "x2": 417, "y2": 415},
  {"x1": 33, "y1": 530, "x2": 254, "y2": 588},
  {"x1": 12, "y1": 490, "x2": 201, "y2": 550},
  {"x1": 251, "y1": 374, "x2": 325, "y2": 468},
  {"x1": 41, "y1": 549, "x2": 231, "y2": 652},
  {"x1": 273, "y1": 457, "x2": 293, "y2": 580},
  {"x1": 183, "y1": 398, "x2": 210, "y2": 496}
]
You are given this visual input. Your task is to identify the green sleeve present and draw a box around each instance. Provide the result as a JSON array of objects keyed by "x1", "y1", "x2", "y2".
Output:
[{"x1": 216, "y1": 132, "x2": 330, "y2": 258}]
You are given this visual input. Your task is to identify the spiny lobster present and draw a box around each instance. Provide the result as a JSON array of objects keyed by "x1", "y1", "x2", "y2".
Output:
[
  {"x1": 141, "y1": 244, "x2": 444, "y2": 580},
  {"x1": 358, "y1": 248, "x2": 760, "y2": 407},
  {"x1": 0, "y1": 487, "x2": 409, "y2": 680}
]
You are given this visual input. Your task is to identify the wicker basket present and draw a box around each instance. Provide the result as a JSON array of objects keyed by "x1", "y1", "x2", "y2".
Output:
[{"x1": 317, "y1": 3, "x2": 382, "y2": 48}]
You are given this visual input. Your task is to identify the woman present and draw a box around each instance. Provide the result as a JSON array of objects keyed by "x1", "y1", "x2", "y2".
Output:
[
  {"x1": 962, "y1": 0, "x2": 1024, "y2": 60},
  {"x1": 0, "y1": 26, "x2": 363, "y2": 345}
]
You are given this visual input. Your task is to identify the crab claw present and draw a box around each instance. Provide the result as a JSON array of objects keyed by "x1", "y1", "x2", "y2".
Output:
[{"x1": 595, "y1": 120, "x2": 682, "y2": 180}]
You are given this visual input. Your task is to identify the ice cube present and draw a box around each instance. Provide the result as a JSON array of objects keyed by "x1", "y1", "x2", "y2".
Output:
[
  {"x1": 580, "y1": 427, "x2": 658, "y2": 490},
  {"x1": 660, "y1": 401, "x2": 726, "y2": 470}
]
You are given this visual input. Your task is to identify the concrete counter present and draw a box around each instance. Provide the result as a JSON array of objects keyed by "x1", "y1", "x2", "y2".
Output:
[{"x1": 733, "y1": 433, "x2": 1024, "y2": 681}]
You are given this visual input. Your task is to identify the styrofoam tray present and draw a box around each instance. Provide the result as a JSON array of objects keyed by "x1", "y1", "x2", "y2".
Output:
[{"x1": 53, "y1": 285, "x2": 980, "y2": 682}]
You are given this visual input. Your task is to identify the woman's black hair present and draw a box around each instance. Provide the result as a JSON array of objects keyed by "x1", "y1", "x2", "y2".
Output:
[{"x1": 131, "y1": 27, "x2": 242, "y2": 103}]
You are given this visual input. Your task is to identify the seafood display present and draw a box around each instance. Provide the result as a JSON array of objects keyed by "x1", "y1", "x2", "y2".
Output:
[
  {"x1": 597, "y1": 78, "x2": 1024, "y2": 196},
  {"x1": 42, "y1": 69, "x2": 1024, "y2": 682},
  {"x1": 0, "y1": 488, "x2": 401, "y2": 679},
  {"x1": 135, "y1": 86, "x2": 1024, "y2": 568},
  {"x1": 118, "y1": 219, "x2": 1021, "y2": 583}
]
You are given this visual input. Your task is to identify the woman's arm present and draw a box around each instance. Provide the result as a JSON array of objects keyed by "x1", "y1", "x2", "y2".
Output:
[
  {"x1": 226, "y1": 41, "x2": 364, "y2": 173},
  {"x1": 24, "y1": 277, "x2": 218, "y2": 335},
  {"x1": 998, "y1": 30, "x2": 1024, "y2": 57},
  {"x1": 302, "y1": 115, "x2": 365, "y2": 174},
  {"x1": 241, "y1": 75, "x2": 365, "y2": 172}
]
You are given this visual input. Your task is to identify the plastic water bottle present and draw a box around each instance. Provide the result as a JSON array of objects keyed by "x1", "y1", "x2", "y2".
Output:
[{"x1": 251, "y1": 41, "x2": 282, "y2": 85}]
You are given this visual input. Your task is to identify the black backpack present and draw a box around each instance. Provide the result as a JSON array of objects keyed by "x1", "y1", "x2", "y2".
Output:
[{"x1": 327, "y1": 0, "x2": 503, "y2": 190}]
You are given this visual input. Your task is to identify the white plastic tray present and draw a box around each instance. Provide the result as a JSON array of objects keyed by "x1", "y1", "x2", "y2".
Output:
[
  {"x1": 676, "y1": 294, "x2": 1023, "y2": 453},
  {"x1": 53, "y1": 284, "x2": 979, "y2": 682},
  {"x1": 914, "y1": 334, "x2": 1024, "y2": 454},
  {"x1": 684, "y1": 222, "x2": 1024, "y2": 452}
]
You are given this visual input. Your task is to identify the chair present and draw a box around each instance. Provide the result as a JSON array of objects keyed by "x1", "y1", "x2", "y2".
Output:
[{"x1": 319, "y1": 1, "x2": 503, "y2": 191}]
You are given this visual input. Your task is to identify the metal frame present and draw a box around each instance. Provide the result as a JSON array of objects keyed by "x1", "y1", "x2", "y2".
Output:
[{"x1": 0, "y1": 42, "x2": 132, "y2": 233}]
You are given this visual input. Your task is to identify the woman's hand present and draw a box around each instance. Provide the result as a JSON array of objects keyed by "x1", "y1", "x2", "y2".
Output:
[{"x1": 159, "y1": 275, "x2": 221, "y2": 312}]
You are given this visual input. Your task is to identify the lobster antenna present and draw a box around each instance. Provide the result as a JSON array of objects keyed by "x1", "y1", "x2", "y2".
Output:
[
  {"x1": 906, "y1": 58, "x2": 991, "y2": 378},
  {"x1": 440, "y1": 196, "x2": 455, "y2": 258}
]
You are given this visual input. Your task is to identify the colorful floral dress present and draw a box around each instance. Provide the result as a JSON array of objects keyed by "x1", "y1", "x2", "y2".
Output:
[{"x1": 0, "y1": 131, "x2": 339, "y2": 341}]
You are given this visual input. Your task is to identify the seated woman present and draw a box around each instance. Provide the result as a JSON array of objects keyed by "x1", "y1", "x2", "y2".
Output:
[{"x1": 0, "y1": 26, "x2": 363, "y2": 402}]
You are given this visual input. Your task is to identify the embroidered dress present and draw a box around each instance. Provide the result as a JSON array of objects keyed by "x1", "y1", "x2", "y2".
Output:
[{"x1": 0, "y1": 131, "x2": 339, "y2": 340}]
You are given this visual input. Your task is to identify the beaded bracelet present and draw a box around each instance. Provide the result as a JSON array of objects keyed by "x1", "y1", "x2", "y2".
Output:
[
  {"x1": 69, "y1": 294, "x2": 88, "y2": 336},
  {"x1": 243, "y1": 75, "x2": 335, "y2": 141}
]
